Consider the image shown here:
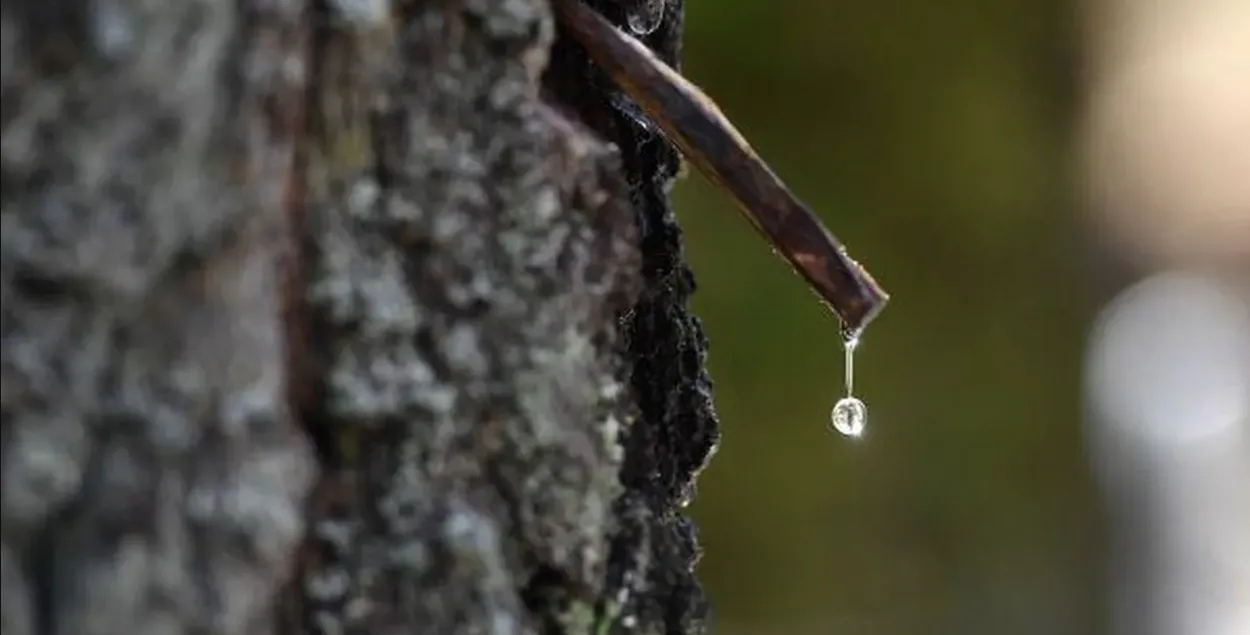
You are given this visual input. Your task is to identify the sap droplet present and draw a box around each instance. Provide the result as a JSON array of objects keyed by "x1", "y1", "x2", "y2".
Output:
[
  {"x1": 626, "y1": 0, "x2": 666, "y2": 36},
  {"x1": 829, "y1": 332, "x2": 868, "y2": 437},
  {"x1": 830, "y1": 396, "x2": 867, "y2": 437}
]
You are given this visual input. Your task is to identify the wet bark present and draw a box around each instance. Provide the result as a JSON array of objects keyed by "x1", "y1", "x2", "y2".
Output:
[{"x1": 0, "y1": 1, "x2": 718, "y2": 634}]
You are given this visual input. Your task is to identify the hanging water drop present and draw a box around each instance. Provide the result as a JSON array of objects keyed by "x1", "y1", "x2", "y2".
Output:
[
  {"x1": 830, "y1": 397, "x2": 867, "y2": 437},
  {"x1": 829, "y1": 331, "x2": 868, "y2": 437},
  {"x1": 625, "y1": 0, "x2": 666, "y2": 36}
]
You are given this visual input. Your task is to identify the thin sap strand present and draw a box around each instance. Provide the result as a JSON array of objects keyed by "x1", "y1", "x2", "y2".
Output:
[
  {"x1": 844, "y1": 334, "x2": 858, "y2": 395},
  {"x1": 830, "y1": 334, "x2": 867, "y2": 437},
  {"x1": 626, "y1": 0, "x2": 666, "y2": 36}
]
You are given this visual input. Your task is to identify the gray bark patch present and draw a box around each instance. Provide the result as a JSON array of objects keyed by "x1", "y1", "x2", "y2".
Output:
[{"x1": 2, "y1": 0, "x2": 717, "y2": 634}]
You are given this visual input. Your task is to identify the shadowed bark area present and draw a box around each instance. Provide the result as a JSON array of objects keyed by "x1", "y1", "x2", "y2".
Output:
[{"x1": 1, "y1": 0, "x2": 718, "y2": 634}]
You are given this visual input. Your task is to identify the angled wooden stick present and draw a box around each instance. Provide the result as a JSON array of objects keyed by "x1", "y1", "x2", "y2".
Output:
[{"x1": 553, "y1": 0, "x2": 889, "y2": 335}]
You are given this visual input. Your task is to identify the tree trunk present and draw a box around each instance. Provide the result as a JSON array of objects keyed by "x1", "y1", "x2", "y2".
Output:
[{"x1": 0, "y1": 0, "x2": 719, "y2": 634}]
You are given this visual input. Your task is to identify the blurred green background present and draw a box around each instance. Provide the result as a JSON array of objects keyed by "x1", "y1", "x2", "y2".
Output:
[{"x1": 672, "y1": 1, "x2": 1103, "y2": 633}]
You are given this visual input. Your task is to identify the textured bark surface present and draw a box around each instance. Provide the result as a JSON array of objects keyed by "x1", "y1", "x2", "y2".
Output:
[{"x1": 0, "y1": 0, "x2": 717, "y2": 634}]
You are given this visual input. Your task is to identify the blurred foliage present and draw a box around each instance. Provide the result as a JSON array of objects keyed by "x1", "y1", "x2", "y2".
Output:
[{"x1": 672, "y1": 1, "x2": 1102, "y2": 633}]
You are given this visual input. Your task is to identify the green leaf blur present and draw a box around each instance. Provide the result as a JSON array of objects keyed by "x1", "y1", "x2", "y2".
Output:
[{"x1": 673, "y1": 1, "x2": 1099, "y2": 633}]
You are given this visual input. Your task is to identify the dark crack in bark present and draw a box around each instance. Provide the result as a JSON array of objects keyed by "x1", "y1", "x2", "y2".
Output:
[{"x1": 545, "y1": 2, "x2": 720, "y2": 633}]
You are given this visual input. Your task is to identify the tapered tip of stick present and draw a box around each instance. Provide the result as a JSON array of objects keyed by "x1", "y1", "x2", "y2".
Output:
[{"x1": 834, "y1": 261, "x2": 889, "y2": 337}]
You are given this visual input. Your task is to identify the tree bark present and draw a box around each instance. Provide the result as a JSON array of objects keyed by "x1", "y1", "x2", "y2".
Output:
[{"x1": 1, "y1": 1, "x2": 718, "y2": 634}]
